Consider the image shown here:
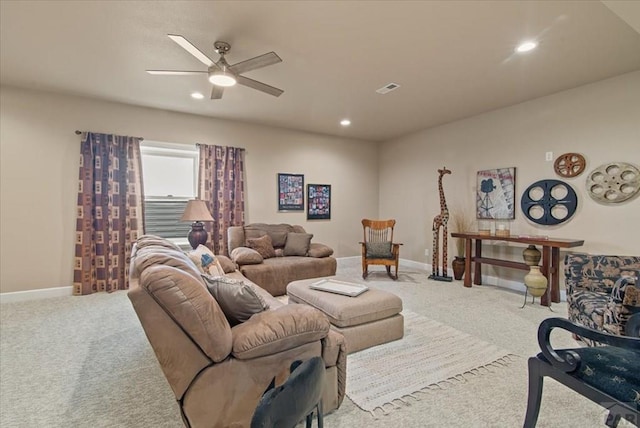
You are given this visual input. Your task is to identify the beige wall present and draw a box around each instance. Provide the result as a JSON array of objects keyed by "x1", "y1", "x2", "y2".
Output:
[
  {"x1": 379, "y1": 71, "x2": 640, "y2": 281},
  {"x1": 0, "y1": 87, "x2": 378, "y2": 293}
]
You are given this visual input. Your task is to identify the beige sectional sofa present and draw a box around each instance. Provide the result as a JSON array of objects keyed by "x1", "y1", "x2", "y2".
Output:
[
  {"x1": 127, "y1": 235, "x2": 346, "y2": 428},
  {"x1": 227, "y1": 223, "x2": 337, "y2": 296}
]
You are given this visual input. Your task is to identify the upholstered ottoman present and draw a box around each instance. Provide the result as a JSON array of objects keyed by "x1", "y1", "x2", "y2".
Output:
[{"x1": 287, "y1": 277, "x2": 404, "y2": 353}]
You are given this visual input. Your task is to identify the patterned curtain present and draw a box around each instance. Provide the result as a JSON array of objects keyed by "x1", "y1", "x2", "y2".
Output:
[
  {"x1": 73, "y1": 132, "x2": 145, "y2": 295},
  {"x1": 198, "y1": 144, "x2": 245, "y2": 255}
]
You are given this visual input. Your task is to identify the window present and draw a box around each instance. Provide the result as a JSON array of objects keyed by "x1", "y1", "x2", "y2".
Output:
[{"x1": 140, "y1": 142, "x2": 199, "y2": 243}]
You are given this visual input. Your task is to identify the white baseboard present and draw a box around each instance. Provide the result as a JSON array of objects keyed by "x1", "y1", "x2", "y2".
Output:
[
  {"x1": 2, "y1": 258, "x2": 565, "y2": 303},
  {"x1": 0, "y1": 286, "x2": 73, "y2": 304},
  {"x1": 340, "y1": 257, "x2": 566, "y2": 302}
]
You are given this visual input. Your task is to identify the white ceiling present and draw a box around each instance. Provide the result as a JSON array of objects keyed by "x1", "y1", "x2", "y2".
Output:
[{"x1": 2, "y1": 1, "x2": 639, "y2": 142}]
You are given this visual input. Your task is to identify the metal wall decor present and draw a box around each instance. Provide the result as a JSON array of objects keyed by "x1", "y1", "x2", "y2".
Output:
[
  {"x1": 554, "y1": 153, "x2": 586, "y2": 178},
  {"x1": 520, "y1": 179, "x2": 578, "y2": 225},
  {"x1": 586, "y1": 162, "x2": 640, "y2": 204}
]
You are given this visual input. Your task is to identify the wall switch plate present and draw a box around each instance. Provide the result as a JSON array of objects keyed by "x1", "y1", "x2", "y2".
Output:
[
  {"x1": 545, "y1": 151, "x2": 553, "y2": 161},
  {"x1": 424, "y1": 249, "x2": 429, "y2": 256}
]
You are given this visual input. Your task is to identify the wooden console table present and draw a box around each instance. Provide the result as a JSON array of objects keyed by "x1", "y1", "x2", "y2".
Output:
[{"x1": 450, "y1": 232, "x2": 584, "y2": 306}]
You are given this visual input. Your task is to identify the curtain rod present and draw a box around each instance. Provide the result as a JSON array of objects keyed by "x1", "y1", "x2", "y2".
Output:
[{"x1": 75, "y1": 130, "x2": 144, "y2": 140}]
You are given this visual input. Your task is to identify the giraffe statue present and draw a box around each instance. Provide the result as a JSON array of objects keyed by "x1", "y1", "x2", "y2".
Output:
[{"x1": 431, "y1": 167, "x2": 452, "y2": 279}]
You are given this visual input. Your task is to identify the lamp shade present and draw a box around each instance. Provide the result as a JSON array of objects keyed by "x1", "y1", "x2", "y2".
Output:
[{"x1": 181, "y1": 200, "x2": 214, "y2": 222}]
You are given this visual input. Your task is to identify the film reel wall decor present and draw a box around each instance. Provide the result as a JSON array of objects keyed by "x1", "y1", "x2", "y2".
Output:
[
  {"x1": 554, "y1": 153, "x2": 586, "y2": 178},
  {"x1": 586, "y1": 162, "x2": 640, "y2": 204},
  {"x1": 520, "y1": 179, "x2": 578, "y2": 225}
]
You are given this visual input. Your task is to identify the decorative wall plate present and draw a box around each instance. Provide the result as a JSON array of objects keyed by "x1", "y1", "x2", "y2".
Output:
[
  {"x1": 554, "y1": 153, "x2": 586, "y2": 178},
  {"x1": 586, "y1": 162, "x2": 640, "y2": 204},
  {"x1": 521, "y1": 179, "x2": 578, "y2": 225}
]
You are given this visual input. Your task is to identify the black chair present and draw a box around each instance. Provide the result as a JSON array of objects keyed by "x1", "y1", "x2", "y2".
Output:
[
  {"x1": 251, "y1": 356, "x2": 325, "y2": 428},
  {"x1": 524, "y1": 314, "x2": 640, "y2": 427}
]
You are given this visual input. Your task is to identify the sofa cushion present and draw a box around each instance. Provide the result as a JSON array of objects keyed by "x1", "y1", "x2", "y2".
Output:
[
  {"x1": 202, "y1": 275, "x2": 269, "y2": 325},
  {"x1": 567, "y1": 290, "x2": 608, "y2": 332},
  {"x1": 132, "y1": 246, "x2": 202, "y2": 282},
  {"x1": 245, "y1": 223, "x2": 295, "y2": 248},
  {"x1": 240, "y1": 256, "x2": 337, "y2": 297},
  {"x1": 230, "y1": 304, "x2": 329, "y2": 360},
  {"x1": 140, "y1": 265, "x2": 232, "y2": 363},
  {"x1": 216, "y1": 255, "x2": 237, "y2": 273},
  {"x1": 308, "y1": 243, "x2": 334, "y2": 258},
  {"x1": 247, "y1": 235, "x2": 277, "y2": 259},
  {"x1": 188, "y1": 245, "x2": 225, "y2": 276},
  {"x1": 231, "y1": 247, "x2": 264, "y2": 265},
  {"x1": 284, "y1": 232, "x2": 313, "y2": 256},
  {"x1": 134, "y1": 234, "x2": 182, "y2": 251},
  {"x1": 365, "y1": 241, "x2": 393, "y2": 258}
]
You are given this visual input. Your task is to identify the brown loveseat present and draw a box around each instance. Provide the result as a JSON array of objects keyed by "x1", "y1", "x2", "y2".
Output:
[
  {"x1": 127, "y1": 235, "x2": 346, "y2": 428},
  {"x1": 228, "y1": 223, "x2": 337, "y2": 296}
]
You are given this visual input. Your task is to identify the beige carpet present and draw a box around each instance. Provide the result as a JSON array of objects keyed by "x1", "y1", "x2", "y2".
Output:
[
  {"x1": 1, "y1": 259, "x2": 635, "y2": 427},
  {"x1": 347, "y1": 311, "x2": 515, "y2": 416}
]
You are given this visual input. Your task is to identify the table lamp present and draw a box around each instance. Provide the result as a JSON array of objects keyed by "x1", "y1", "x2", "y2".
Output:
[{"x1": 180, "y1": 199, "x2": 214, "y2": 250}]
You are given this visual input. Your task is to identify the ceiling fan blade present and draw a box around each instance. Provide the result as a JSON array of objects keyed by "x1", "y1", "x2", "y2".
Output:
[
  {"x1": 211, "y1": 85, "x2": 224, "y2": 99},
  {"x1": 146, "y1": 70, "x2": 207, "y2": 75},
  {"x1": 236, "y1": 75, "x2": 284, "y2": 97},
  {"x1": 167, "y1": 34, "x2": 214, "y2": 67},
  {"x1": 229, "y1": 52, "x2": 282, "y2": 75}
]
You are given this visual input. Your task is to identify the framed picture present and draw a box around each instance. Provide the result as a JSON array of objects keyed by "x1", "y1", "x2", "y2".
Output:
[
  {"x1": 307, "y1": 184, "x2": 331, "y2": 220},
  {"x1": 278, "y1": 173, "x2": 304, "y2": 211},
  {"x1": 476, "y1": 167, "x2": 516, "y2": 219}
]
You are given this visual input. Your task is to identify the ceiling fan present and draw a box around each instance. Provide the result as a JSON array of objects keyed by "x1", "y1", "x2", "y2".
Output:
[{"x1": 147, "y1": 34, "x2": 283, "y2": 99}]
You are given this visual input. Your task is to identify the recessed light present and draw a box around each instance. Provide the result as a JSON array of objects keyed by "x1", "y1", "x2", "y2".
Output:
[
  {"x1": 191, "y1": 92, "x2": 205, "y2": 99},
  {"x1": 340, "y1": 119, "x2": 351, "y2": 126},
  {"x1": 516, "y1": 41, "x2": 537, "y2": 53}
]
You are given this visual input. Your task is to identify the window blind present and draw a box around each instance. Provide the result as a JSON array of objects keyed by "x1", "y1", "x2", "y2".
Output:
[{"x1": 143, "y1": 199, "x2": 191, "y2": 239}]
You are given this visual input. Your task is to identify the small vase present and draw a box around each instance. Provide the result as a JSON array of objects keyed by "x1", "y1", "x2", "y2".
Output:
[
  {"x1": 522, "y1": 245, "x2": 541, "y2": 266},
  {"x1": 452, "y1": 256, "x2": 465, "y2": 280},
  {"x1": 524, "y1": 266, "x2": 548, "y2": 297}
]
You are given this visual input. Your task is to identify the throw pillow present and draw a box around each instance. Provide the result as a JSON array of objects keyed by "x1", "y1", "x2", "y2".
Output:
[
  {"x1": 188, "y1": 245, "x2": 225, "y2": 276},
  {"x1": 202, "y1": 275, "x2": 269, "y2": 325},
  {"x1": 283, "y1": 232, "x2": 313, "y2": 256},
  {"x1": 246, "y1": 234, "x2": 276, "y2": 259},
  {"x1": 216, "y1": 254, "x2": 237, "y2": 273},
  {"x1": 231, "y1": 247, "x2": 264, "y2": 265},
  {"x1": 308, "y1": 243, "x2": 334, "y2": 258},
  {"x1": 366, "y1": 241, "x2": 393, "y2": 258}
]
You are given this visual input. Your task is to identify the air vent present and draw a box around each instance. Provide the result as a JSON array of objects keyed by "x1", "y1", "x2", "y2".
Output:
[{"x1": 376, "y1": 83, "x2": 400, "y2": 94}]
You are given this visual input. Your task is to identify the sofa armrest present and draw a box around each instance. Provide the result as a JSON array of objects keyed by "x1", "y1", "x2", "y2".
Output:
[
  {"x1": 308, "y1": 242, "x2": 334, "y2": 258},
  {"x1": 231, "y1": 304, "x2": 330, "y2": 360},
  {"x1": 322, "y1": 329, "x2": 347, "y2": 407}
]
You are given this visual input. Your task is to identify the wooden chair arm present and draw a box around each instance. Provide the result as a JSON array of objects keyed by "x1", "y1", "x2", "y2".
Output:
[{"x1": 537, "y1": 317, "x2": 640, "y2": 373}]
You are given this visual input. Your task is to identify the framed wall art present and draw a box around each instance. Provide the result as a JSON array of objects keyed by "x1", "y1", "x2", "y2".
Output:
[
  {"x1": 307, "y1": 184, "x2": 331, "y2": 220},
  {"x1": 278, "y1": 173, "x2": 304, "y2": 211},
  {"x1": 476, "y1": 167, "x2": 516, "y2": 219}
]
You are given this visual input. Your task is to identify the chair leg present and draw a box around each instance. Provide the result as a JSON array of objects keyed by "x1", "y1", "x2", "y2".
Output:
[
  {"x1": 605, "y1": 411, "x2": 621, "y2": 428},
  {"x1": 317, "y1": 401, "x2": 323, "y2": 428},
  {"x1": 523, "y1": 358, "x2": 544, "y2": 428}
]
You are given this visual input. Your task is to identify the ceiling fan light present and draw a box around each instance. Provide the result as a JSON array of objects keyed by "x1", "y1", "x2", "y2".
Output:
[
  {"x1": 516, "y1": 41, "x2": 537, "y2": 53},
  {"x1": 209, "y1": 69, "x2": 237, "y2": 87}
]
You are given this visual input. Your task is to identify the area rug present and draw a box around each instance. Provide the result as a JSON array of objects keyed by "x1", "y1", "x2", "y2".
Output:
[{"x1": 346, "y1": 311, "x2": 517, "y2": 416}]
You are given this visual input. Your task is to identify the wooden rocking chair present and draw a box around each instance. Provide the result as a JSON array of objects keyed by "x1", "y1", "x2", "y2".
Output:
[{"x1": 360, "y1": 219, "x2": 402, "y2": 280}]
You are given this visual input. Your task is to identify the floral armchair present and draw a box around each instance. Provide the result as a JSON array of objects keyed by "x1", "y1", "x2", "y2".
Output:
[{"x1": 565, "y1": 253, "x2": 640, "y2": 344}]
